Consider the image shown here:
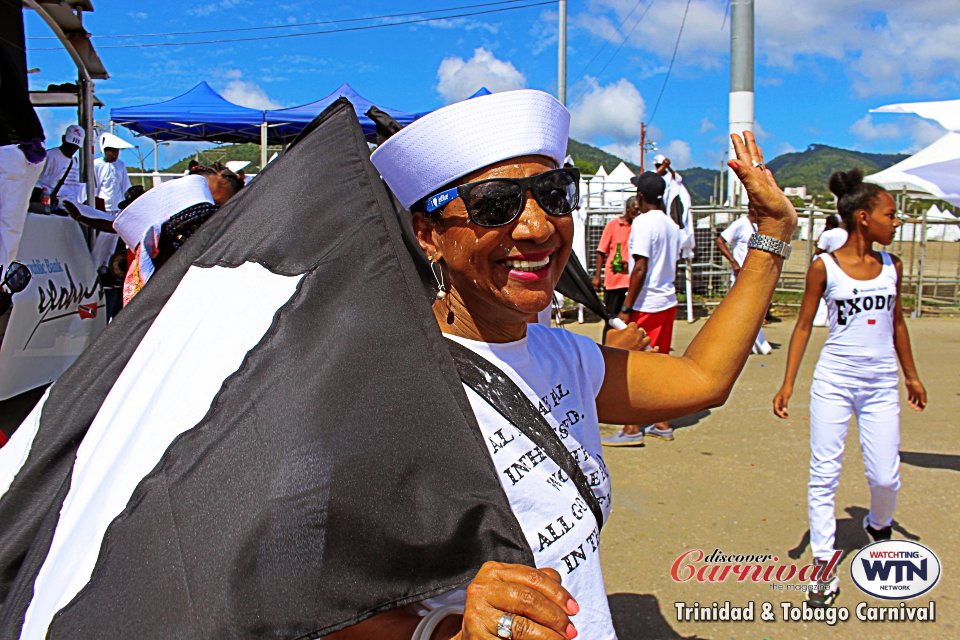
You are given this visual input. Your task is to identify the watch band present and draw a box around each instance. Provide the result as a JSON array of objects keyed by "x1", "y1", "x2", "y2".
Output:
[
  {"x1": 620, "y1": 305, "x2": 632, "y2": 314},
  {"x1": 747, "y1": 232, "x2": 792, "y2": 260}
]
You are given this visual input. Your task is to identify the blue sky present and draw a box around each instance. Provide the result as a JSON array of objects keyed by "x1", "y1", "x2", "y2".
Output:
[{"x1": 23, "y1": 0, "x2": 960, "y2": 172}]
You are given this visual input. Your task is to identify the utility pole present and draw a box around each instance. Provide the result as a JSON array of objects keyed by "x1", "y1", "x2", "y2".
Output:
[
  {"x1": 558, "y1": 0, "x2": 567, "y2": 105},
  {"x1": 640, "y1": 122, "x2": 646, "y2": 172},
  {"x1": 727, "y1": 0, "x2": 754, "y2": 206}
]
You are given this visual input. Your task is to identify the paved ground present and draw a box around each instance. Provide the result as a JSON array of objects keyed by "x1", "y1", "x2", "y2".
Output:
[
  {"x1": 3, "y1": 314, "x2": 955, "y2": 638},
  {"x1": 562, "y1": 315, "x2": 958, "y2": 639}
]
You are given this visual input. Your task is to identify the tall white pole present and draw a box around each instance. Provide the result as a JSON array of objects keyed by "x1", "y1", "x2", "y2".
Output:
[
  {"x1": 727, "y1": 0, "x2": 754, "y2": 206},
  {"x1": 558, "y1": 0, "x2": 567, "y2": 105}
]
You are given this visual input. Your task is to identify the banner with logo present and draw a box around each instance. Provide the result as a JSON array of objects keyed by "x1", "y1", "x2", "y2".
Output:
[{"x1": 0, "y1": 214, "x2": 106, "y2": 400}]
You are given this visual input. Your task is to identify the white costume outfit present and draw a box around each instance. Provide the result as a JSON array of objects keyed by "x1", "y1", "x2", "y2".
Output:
[
  {"x1": 808, "y1": 252, "x2": 900, "y2": 561},
  {"x1": 720, "y1": 216, "x2": 771, "y2": 354},
  {"x1": 0, "y1": 145, "x2": 44, "y2": 270},
  {"x1": 812, "y1": 228, "x2": 848, "y2": 327},
  {"x1": 425, "y1": 326, "x2": 616, "y2": 639},
  {"x1": 92, "y1": 157, "x2": 132, "y2": 268},
  {"x1": 662, "y1": 171, "x2": 695, "y2": 259},
  {"x1": 35, "y1": 147, "x2": 84, "y2": 204},
  {"x1": 627, "y1": 209, "x2": 679, "y2": 313}
]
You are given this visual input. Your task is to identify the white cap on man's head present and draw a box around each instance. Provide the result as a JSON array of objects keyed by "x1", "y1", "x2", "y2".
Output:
[
  {"x1": 370, "y1": 89, "x2": 571, "y2": 209},
  {"x1": 653, "y1": 153, "x2": 667, "y2": 166},
  {"x1": 99, "y1": 132, "x2": 134, "y2": 153},
  {"x1": 63, "y1": 125, "x2": 85, "y2": 146}
]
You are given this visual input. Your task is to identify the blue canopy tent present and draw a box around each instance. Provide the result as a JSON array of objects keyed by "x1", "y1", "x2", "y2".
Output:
[
  {"x1": 265, "y1": 83, "x2": 428, "y2": 143},
  {"x1": 111, "y1": 82, "x2": 267, "y2": 144}
]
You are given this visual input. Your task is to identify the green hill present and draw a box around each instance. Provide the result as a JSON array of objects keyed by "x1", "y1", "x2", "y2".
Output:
[
  {"x1": 765, "y1": 144, "x2": 907, "y2": 197},
  {"x1": 162, "y1": 140, "x2": 908, "y2": 206}
]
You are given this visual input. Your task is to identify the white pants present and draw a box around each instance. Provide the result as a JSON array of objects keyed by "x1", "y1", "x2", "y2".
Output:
[
  {"x1": 808, "y1": 378, "x2": 900, "y2": 561},
  {"x1": 0, "y1": 144, "x2": 45, "y2": 270}
]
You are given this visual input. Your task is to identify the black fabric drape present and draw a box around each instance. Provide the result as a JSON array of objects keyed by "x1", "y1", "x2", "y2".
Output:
[{"x1": 0, "y1": 99, "x2": 531, "y2": 639}]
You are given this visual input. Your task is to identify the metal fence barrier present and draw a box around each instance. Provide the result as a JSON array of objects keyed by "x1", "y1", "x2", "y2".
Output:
[{"x1": 584, "y1": 205, "x2": 960, "y2": 317}]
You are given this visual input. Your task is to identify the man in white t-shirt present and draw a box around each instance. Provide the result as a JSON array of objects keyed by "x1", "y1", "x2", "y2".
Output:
[
  {"x1": 815, "y1": 214, "x2": 847, "y2": 255},
  {"x1": 715, "y1": 204, "x2": 773, "y2": 354},
  {"x1": 34, "y1": 124, "x2": 85, "y2": 207},
  {"x1": 605, "y1": 171, "x2": 679, "y2": 444}
]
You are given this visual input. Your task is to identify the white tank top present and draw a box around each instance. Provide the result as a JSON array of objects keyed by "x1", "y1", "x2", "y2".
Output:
[{"x1": 814, "y1": 251, "x2": 899, "y2": 384}]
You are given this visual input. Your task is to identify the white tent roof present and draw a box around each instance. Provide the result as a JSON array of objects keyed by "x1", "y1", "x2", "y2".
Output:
[
  {"x1": 870, "y1": 99, "x2": 960, "y2": 132},
  {"x1": 904, "y1": 157, "x2": 960, "y2": 206},
  {"x1": 864, "y1": 132, "x2": 960, "y2": 202},
  {"x1": 606, "y1": 161, "x2": 636, "y2": 184}
]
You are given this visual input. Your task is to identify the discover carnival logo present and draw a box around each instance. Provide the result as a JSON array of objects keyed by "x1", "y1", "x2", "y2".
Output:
[{"x1": 850, "y1": 540, "x2": 941, "y2": 600}]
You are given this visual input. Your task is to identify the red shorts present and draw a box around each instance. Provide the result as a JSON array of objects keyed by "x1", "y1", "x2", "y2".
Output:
[{"x1": 629, "y1": 306, "x2": 677, "y2": 353}]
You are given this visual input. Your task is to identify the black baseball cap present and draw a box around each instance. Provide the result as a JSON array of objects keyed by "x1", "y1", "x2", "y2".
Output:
[{"x1": 630, "y1": 171, "x2": 666, "y2": 203}]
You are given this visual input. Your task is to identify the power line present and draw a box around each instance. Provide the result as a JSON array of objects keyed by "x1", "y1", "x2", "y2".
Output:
[
  {"x1": 647, "y1": 0, "x2": 691, "y2": 126},
  {"x1": 29, "y1": 1, "x2": 554, "y2": 50},
  {"x1": 27, "y1": 0, "x2": 531, "y2": 40},
  {"x1": 593, "y1": 0, "x2": 656, "y2": 79},
  {"x1": 573, "y1": 0, "x2": 646, "y2": 82}
]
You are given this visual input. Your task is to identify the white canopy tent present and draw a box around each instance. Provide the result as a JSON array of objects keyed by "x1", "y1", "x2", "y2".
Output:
[
  {"x1": 871, "y1": 99, "x2": 960, "y2": 132},
  {"x1": 864, "y1": 132, "x2": 960, "y2": 203}
]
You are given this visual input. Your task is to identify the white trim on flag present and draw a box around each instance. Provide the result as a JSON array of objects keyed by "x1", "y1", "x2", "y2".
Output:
[
  {"x1": 21, "y1": 263, "x2": 303, "y2": 638},
  {"x1": 0, "y1": 388, "x2": 51, "y2": 499}
]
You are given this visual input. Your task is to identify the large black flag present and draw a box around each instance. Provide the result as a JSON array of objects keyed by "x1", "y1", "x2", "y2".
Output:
[{"x1": 0, "y1": 100, "x2": 531, "y2": 638}]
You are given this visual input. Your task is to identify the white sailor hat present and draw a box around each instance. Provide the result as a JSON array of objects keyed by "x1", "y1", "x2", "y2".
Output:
[
  {"x1": 113, "y1": 175, "x2": 214, "y2": 248},
  {"x1": 653, "y1": 153, "x2": 667, "y2": 166},
  {"x1": 63, "y1": 125, "x2": 85, "y2": 146},
  {"x1": 370, "y1": 89, "x2": 570, "y2": 210},
  {"x1": 99, "y1": 131, "x2": 134, "y2": 153}
]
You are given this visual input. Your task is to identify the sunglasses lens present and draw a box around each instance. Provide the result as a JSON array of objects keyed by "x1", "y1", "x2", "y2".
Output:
[
  {"x1": 534, "y1": 170, "x2": 578, "y2": 215},
  {"x1": 466, "y1": 180, "x2": 523, "y2": 226}
]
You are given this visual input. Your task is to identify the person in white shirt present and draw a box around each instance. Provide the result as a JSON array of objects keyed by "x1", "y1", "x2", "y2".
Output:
[
  {"x1": 92, "y1": 132, "x2": 134, "y2": 319},
  {"x1": 812, "y1": 215, "x2": 848, "y2": 326},
  {"x1": 716, "y1": 204, "x2": 774, "y2": 354},
  {"x1": 654, "y1": 154, "x2": 695, "y2": 259},
  {"x1": 606, "y1": 171, "x2": 680, "y2": 444},
  {"x1": 815, "y1": 214, "x2": 847, "y2": 255},
  {"x1": 34, "y1": 124, "x2": 85, "y2": 207}
]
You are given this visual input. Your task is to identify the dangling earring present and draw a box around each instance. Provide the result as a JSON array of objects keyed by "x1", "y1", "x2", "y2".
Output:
[{"x1": 430, "y1": 258, "x2": 447, "y2": 301}]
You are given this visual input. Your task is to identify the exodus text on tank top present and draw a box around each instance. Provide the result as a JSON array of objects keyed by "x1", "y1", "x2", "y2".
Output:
[{"x1": 814, "y1": 251, "x2": 899, "y2": 385}]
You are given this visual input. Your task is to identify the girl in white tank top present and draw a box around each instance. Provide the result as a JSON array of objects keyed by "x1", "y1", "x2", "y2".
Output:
[{"x1": 772, "y1": 170, "x2": 926, "y2": 608}]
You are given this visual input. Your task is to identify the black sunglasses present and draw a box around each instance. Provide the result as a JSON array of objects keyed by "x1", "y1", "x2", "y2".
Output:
[{"x1": 423, "y1": 167, "x2": 580, "y2": 227}]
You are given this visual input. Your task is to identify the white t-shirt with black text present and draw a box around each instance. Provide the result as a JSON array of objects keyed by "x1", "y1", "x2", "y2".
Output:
[
  {"x1": 427, "y1": 325, "x2": 616, "y2": 639},
  {"x1": 628, "y1": 209, "x2": 680, "y2": 313}
]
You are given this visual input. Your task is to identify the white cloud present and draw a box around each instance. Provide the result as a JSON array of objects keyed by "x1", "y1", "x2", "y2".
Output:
[
  {"x1": 577, "y1": 1, "x2": 960, "y2": 99},
  {"x1": 850, "y1": 114, "x2": 946, "y2": 152},
  {"x1": 436, "y1": 48, "x2": 526, "y2": 103},
  {"x1": 569, "y1": 77, "x2": 645, "y2": 143},
  {"x1": 660, "y1": 140, "x2": 693, "y2": 168},
  {"x1": 220, "y1": 75, "x2": 283, "y2": 110},
  {"x1": 699, "y1": 117, "x2": 716, "y2": 133},
  {"x1": 600, "y1": 142, "x2": 639, "y2": 165}
]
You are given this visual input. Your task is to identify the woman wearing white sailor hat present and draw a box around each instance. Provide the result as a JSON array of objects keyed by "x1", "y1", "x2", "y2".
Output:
[{"x1": 329, "y1": 89, "x2": 799, "y2": 639}]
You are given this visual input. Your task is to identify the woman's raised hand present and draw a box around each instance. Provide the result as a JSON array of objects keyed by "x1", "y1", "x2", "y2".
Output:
[
  {"x1": 455, "y1": 562, "x2": 578, "y2": 640},
  {"x1": 729, "y1": 132, "x2": 798, "y2": 242}
]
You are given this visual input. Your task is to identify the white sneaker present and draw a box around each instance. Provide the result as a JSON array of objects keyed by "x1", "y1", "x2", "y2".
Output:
[
  {"x1": 601, "y1": 430, "x2": 645, "y2": 447},
  {"x1": 807, "y1": 560, "x2": 840, "y2": 607},
  {"x1": 643, "y1": 424, "x2": 675, "y2": 441}
]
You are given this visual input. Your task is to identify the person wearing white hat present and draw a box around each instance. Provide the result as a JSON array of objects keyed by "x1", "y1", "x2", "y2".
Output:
[
  {"x1": 33, "y1": 124, "x2": 86, "y2": 208},
  {"x1": 335, "y1": 89, "x2": 799, "y2": 639},
  {"x1": 94, "y1": 132, "x2": 134, "y2": 216},
  {"x1": 654, "y1": 154, "x2": 695, "y2": 259},
  {"x1": 91, "y1": 132, "x2": 134, "y2": 319},
  {"x1": 112, "y1": 174, "x2": 218, "y2": 305}
]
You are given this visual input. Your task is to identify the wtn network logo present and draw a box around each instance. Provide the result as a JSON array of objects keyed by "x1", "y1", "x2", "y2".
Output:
[{"x1": 850, "y1": 540, "x2": 941, "y2": 600}]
